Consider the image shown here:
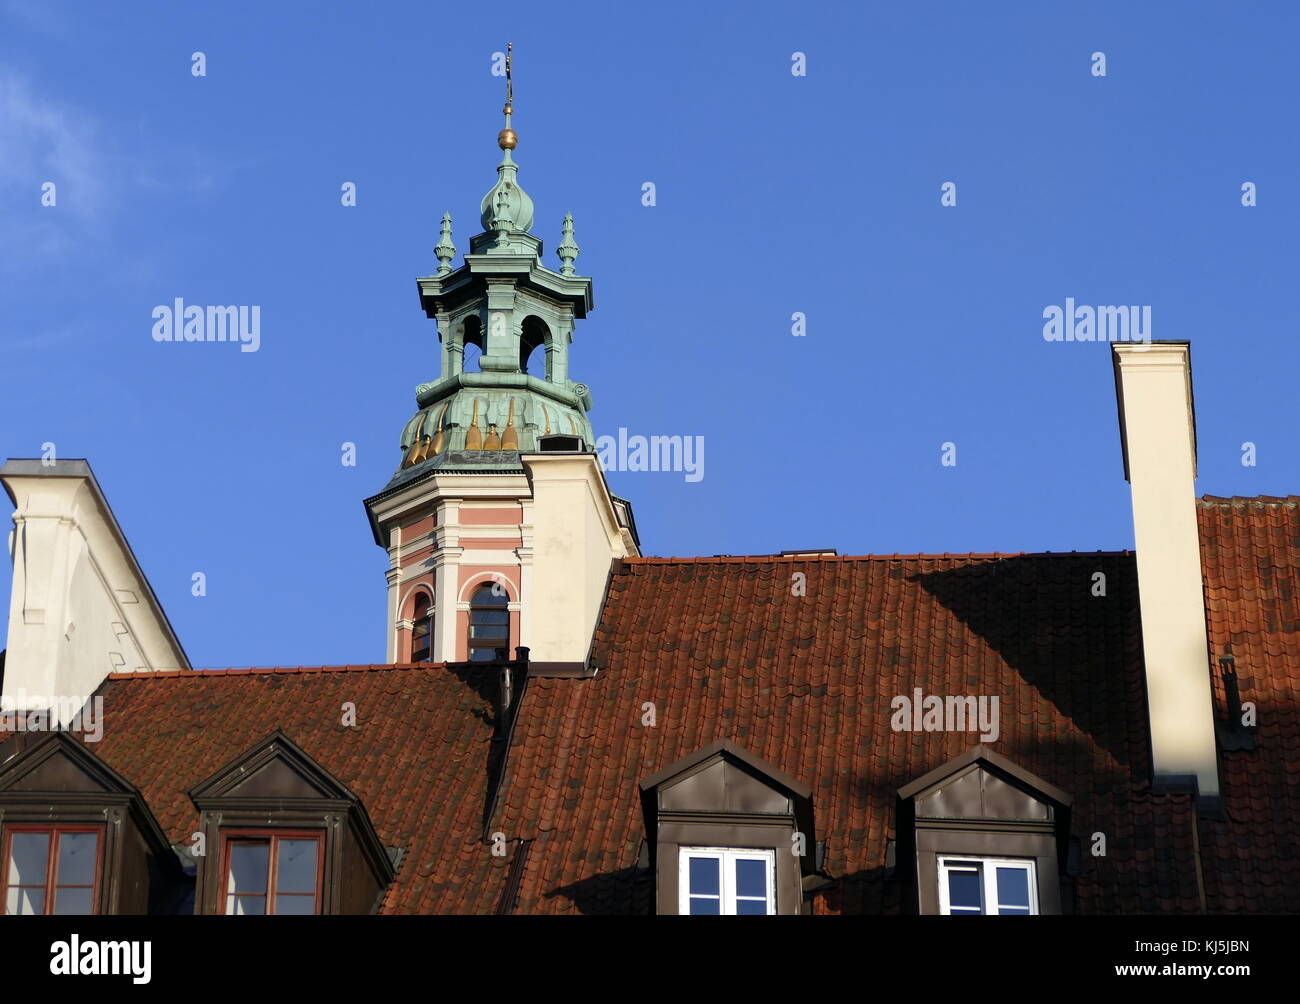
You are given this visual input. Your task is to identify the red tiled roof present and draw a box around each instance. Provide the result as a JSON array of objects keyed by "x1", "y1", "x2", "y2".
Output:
[
  {"x1": 493, "y1": 549, "x2": 1208, "y2": 914},
  {"x1": 4, "y1": 498, "x2": 1295, "y2": 913},
  {"x1": 40, "y1": 664, "x2": 514, "y2": 913},
  {"x1": 1196, "y1": 496, "x2": 1300, "y2": 912}
]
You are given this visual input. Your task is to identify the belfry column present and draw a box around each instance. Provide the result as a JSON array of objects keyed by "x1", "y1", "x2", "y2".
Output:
[
  {"x1": 436, "y1": 311, "x2": 454, "y2": 379},
  {"x1": 550, "y1": 312, "x2": 572, "y2": 385}
]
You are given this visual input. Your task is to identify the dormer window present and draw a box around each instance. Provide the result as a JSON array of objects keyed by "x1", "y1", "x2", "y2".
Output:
[
  {"x1": 3, "y1": 824, "x2": 102, "y2": 915},
  {"x1": 897, "y1": 746, "x2": 1071, "y2": 916},
  {"x1": 937, "y1": 856, "x2": 1037, "y2": 916},
  {"x1": 679, "y1": 847, "x2": 775, "y2": 915},
  {"x1": 222, "y1": 830, "x2": 324, "y2": 915},
  {"x1": 639, "y1": 740, "x2": 819, "y2": 916},
  {"x1": 189, "y1": 730, "x2": 394, "y2": 916},
  {"x1": 0, "y1": 732, "x2": 180, "y2": 915},
  {"x1": 468, "y1": 585, "x2": 509, "y2": 662}
]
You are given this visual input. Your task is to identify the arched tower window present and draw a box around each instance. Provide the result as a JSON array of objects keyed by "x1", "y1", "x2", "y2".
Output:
[
  {"x1": 468, "y1": 585, "x2": 510, "y2": 662},
  {"x1": 410, "y1": 593, "x2": 432, "y2": 663},
  {"x1": 461, "y1": 315, "x2": 483, "y2": 373},
  {"x1": 519, "y1": 316, "x2": 550, "y2": 379}
]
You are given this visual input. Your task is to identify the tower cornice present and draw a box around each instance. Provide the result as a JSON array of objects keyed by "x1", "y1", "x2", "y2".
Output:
[
  {"x1": 417, "y1": 256, "x2": 593, "y2": 320},
  {"x1": 414, "y1": 372, "x2": 592, "y2": 413}
]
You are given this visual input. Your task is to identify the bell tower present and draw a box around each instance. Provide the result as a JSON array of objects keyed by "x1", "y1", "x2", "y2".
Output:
[{"x1": 364, "y1": 45, "x2": 639, "y2": 667}]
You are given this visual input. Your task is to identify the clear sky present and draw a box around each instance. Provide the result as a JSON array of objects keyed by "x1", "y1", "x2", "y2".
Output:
[{"x1": 2, "y1": 1, "x2": 1297, "y2": 669}]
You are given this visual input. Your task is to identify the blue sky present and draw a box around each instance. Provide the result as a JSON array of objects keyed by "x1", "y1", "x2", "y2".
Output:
[{"x1": 2, "y1": 1, "x2": 1297, "y2": 668}]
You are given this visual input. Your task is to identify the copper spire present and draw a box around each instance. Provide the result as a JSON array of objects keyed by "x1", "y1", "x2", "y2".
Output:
[{"x1": 498, "y1": 42, "x2": 517, "y2": 151}]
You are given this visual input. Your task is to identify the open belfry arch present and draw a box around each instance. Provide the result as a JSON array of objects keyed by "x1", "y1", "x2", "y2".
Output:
[{"x1": 363, "y1": 45, "x2": 639, "y2": 667}]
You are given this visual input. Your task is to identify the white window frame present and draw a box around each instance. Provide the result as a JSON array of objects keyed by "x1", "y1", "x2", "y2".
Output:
[
  {"x1": 937, "y1": 855, "x2": 1038, "y2": 915},
  {"x1": 678, "y1": 847, "x2": 776, "y2": 915}
]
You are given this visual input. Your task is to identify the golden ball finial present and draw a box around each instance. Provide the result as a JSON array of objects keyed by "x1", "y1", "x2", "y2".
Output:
[{"x1": 498, "y1": 128, "x2": 517, "y2": 150}]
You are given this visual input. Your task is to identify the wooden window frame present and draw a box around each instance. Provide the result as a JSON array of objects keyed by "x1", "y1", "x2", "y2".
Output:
[
  {"x1": 218, "y1": 829, "x2": 325, "y2": 916},
  {"x1": 678, "y1": 846, "x2": 776, "y2": 916},
  {"x1": 937, "y1": 855, "x2": 1038, "y2": 916},
  {"x1": 1, "y1": 823, "x2": 104, "y2": 916}
]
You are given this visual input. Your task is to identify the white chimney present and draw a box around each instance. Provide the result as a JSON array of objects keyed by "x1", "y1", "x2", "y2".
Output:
[
  {"x1": 2, "y1": 459, "x2": 189, "y2": 723},
  {"x1": 1111, "y1": 343, "x2": 1220, "y2": 803},
  {"x1": 519, "y1": 452, "x2": 637, "y2": 666}
]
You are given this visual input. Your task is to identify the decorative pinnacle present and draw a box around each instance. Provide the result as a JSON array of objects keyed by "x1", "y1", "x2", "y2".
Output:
[
  {"x1": 497, "y1": 42, "x2": 517, "y2": 151},
  {"x1": 557, "y1": 212, "x2": 579, "y2": 276},
  {"x1": 434, "y1": 212, "x2": 456, "y2": 275},
  {"x1": 493, "y1": 187, "x2": 515, "y2": 240}
]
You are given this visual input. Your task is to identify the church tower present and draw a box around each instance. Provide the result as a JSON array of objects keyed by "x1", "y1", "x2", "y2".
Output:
[{"x1": 364, "y1": 47, "x2": 639, "y2": 667}]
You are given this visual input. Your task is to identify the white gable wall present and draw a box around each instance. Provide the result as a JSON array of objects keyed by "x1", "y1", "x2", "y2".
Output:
[{"x1": 2, "y1": 460, "x2": 188, "y2": 723}]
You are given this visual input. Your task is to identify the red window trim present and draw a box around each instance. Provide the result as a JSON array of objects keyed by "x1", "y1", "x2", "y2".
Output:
[
  {"x1": 1, "y1": 823, "x2": 104, "y2": 916},
  {"x1": 218, "y1": 829, "x2": 325, "y2": 916}
]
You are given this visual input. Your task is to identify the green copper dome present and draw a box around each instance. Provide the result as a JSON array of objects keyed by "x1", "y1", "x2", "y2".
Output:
[{"x1": 480, "y1": 148, "x2": 534, "y2": 236}]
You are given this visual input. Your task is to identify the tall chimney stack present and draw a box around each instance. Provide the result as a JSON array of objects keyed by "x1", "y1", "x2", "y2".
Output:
[{"x1": 1112, "y1": 343, "x2": 1220, "y2": 805}]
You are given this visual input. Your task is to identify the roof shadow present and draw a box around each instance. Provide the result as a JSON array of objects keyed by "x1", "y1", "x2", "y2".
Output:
[{"x1": 909, "y1": 553, "x2": 1147, "y2": 776}]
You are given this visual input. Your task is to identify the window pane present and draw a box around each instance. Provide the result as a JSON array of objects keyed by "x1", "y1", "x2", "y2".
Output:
[
  {"x1": 7, "y1": 832, "x2": 50, "y2": 887},
  {"x1": 6, "y1": 886, "x2": 45, "y2": 915},
  {"x1": 996, "y1": 866, "x2": 1031, "y2": 911},
  {"x1": 734, "y1": 858, "x2": 767, "y2": 900},
  {"x1": 227, "y1": 842, "x2": 269, "y2": 895},
  {"x1": 273, "y1": 894, "x2": 316, "y2": 915},
  {"x1": 53, "y1": 886, "x2": 94, "y2": 915},
  {"x1": 55, "y1": 832, "x2": 98, "y2": 887},
  {"x1": 947, "y1": 868, "x2": 983, "y2": 912},
  {"x1": 735, "y1": 898, "x2": 768, "y2": 916},
  {"x1": 688, "y1": 856, "x2": 720, "y2": 896},
  {"x1": 276, "y1": 839, "x2": 318, "y2": 895},
  {"x1": 998, "y1": 907, "x2": 1031, "y2": 915},
  {"x1": 469, "y1": 648, "x2": 499, "y2": 662},
  {"x1": 226, "y1": 894, "x2": 266, "y2": 916},
  {"x1": 688, "y1": 896, "x2": 720, "y2": 915},
  {"x1": 472, "y1": 587, "x2": 509, "y2": 608}
]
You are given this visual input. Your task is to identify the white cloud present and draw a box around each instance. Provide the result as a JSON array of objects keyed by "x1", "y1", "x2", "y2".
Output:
[
  {"x1": 0, "y1": 66, "x2": 108, "y2": 273},
  {"x1": 0, "y1": 67, "x2": 104, "y2": 208}
]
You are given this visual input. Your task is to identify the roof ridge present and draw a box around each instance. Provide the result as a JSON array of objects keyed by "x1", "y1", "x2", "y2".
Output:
[
  {"x1": 625, "y1": 551, "x2": 1134, "y2": 565},
  {"x1": 1198, "y1": 494, "x2": 1300, "y2": 505},
  {"x1": 105, "y1": 662, "x2": 450, "y2": 681}
]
